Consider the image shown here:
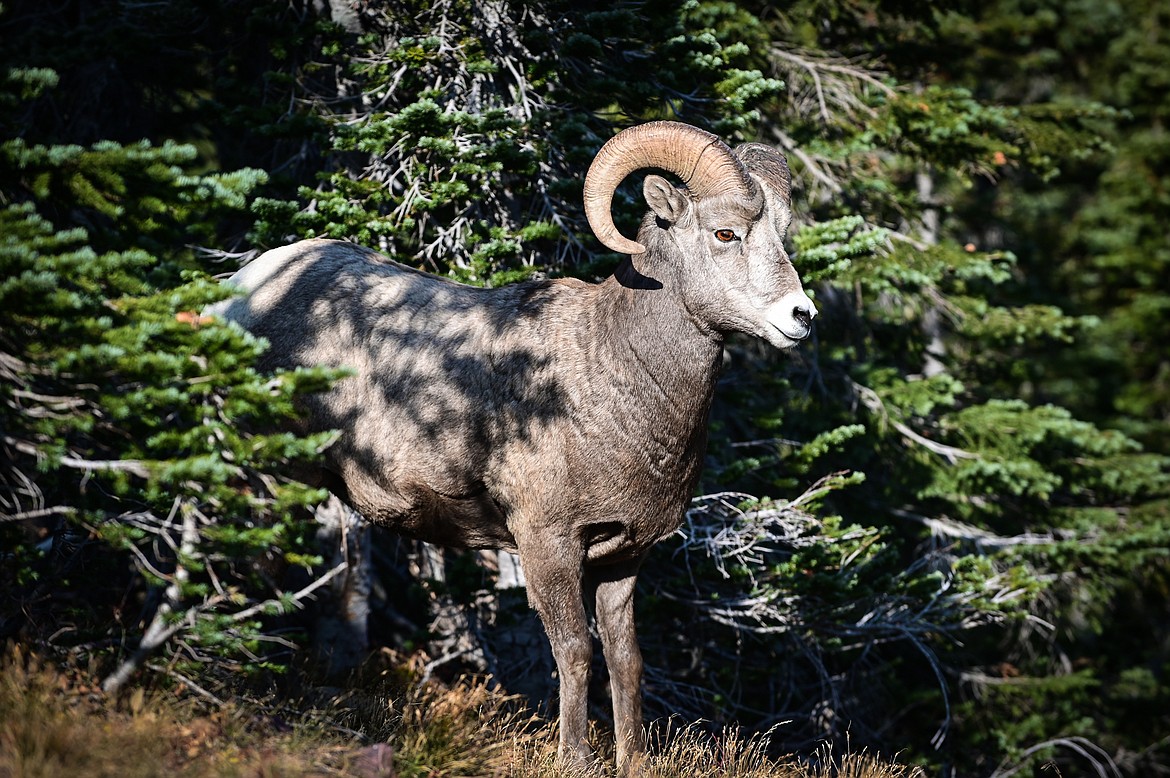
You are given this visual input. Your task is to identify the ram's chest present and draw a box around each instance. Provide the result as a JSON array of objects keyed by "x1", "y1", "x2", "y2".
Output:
[
  {"x1": 486, "y1": 408, "x2": 702, "y2": 560},
  {"x1": 573, "y1": 458, "x2": 699, "y2": 564}
]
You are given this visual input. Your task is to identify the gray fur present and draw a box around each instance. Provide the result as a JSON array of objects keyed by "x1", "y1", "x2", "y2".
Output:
[{"x1": 212, "y1": 139, "x2": 814, "y2": 776}]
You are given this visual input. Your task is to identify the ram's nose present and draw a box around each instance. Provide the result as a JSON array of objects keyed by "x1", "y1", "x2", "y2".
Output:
[
  {"x1": 791, "y1": 297, "x2": 816, "y2": 333},
  {"x1": 780, "y1": 292, "x2": 817, "y2": 341}
]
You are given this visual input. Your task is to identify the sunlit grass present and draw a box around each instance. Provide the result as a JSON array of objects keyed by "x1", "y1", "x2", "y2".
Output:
[
  {"x1": 0, "y1": 646, "x2": 922, "y2": 777},
  {"x1": 0, "y1": 647, "x2": 351, "y2": 778}
]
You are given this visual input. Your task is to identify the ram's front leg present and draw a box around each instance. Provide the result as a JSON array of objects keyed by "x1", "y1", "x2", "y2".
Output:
[
  {"x1": 593, "y1": 559, "x2": 647, "y2": 777},
  {"x1": 516, "y1": 531, "x2": 594, "y2": 771}
]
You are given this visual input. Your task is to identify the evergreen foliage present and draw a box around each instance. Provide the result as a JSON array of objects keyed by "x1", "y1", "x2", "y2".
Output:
[{"x1": 0, "y1": 53, "x2": 340, "y2": 687}]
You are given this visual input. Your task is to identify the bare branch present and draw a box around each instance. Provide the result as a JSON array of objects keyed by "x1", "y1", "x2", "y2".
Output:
[
  {"x1": 0, "y1": 505, "x2": 76, "y2": 522},
  {"x1": 769, "y1": 128, "x2": 844, "y2": 196},
  {"x1": 891, "y1": 508, "x2": 1076, "y2": 552},
  {"x1": 102, "y1": 498, "x2": 198, "y2": 694},
  {"x1": 991, "y1": 736, "x2": 1123, "y2": 778},
  {"x1": 227, "y1": 561, "x2": 347, "y2": 623},
  {"x1": 7, "y1": 437, "x2": 153, "y2": 479},
  {"x1": 851, "y1": 381, "x2": 978, "y2": 464},
  {"x1": 771, "y1": 47, "x2": 895, "y2": 109}
]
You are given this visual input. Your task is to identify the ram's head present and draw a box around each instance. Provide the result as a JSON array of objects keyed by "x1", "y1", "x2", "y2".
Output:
[{"x1": 584, "y1": 121, "x2": 816, "y2": 349}]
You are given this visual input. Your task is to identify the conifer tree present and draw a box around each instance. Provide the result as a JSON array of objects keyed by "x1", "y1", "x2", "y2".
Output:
[
  {"x1": 703, "y1": 1, "x2": 1170, "y2": 772},
  {"x1": 0, "y1": 43, "x2": 340, "y2": 690}
]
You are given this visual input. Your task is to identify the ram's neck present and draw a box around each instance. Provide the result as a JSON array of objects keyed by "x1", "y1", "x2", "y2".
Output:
[
  {"x1": 569, "y1": 257, "x2": 724, "y2": 441},
  {"x1": 471, "y1": 263, "x2": 722, "y2": 523},
  {"x1": 481, "y1": 258, "x2": 723, "y2": 462}
]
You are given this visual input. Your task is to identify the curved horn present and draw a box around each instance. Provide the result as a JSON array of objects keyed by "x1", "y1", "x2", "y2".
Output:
[{"x1": 583, "y1": 121, "x2": 757, "y2": 255}]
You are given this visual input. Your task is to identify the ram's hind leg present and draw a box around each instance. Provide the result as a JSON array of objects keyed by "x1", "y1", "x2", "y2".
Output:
[
  {"x1": 515, "y1": 531, "x2": 594, "y2": 771},
  {"x1": 593, "y1": 559, "x2": 647, "y2": 777}
]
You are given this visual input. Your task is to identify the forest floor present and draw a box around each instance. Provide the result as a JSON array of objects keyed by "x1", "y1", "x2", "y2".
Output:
[{"x1": 0, "y1": 646, "x2": 922, "y2": 778}]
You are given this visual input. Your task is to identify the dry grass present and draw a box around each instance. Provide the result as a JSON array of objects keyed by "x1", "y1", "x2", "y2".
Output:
[
  {"x1": 0, "y1": 647, "x2": 922, "y2": 778},
  {"x1": 0, "y1": 648, "x2": 351, "y2": 778}
]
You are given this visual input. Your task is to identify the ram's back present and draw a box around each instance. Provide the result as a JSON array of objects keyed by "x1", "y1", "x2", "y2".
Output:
[{"x1": 212, "y1": 239, "x2": 580, "y2": 549}]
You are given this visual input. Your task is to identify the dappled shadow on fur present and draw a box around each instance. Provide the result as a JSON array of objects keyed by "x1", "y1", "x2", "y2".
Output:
[
  {"x1": 215, "y1": 241, "x2": 570, "y2": 549},
  {"x1": 211, "y1": 122, "x2": 813, "y2": 775}
]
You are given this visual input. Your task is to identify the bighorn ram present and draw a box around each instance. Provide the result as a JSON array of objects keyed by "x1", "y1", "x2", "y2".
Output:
[{"x1": 213, "y1": 121, "x2": 815, "y2": 775}]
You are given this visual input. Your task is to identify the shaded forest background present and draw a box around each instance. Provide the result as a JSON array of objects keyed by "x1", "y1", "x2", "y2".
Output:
[{"x1": 1, "y1": 0, "x2": 1168, "y2": 776}]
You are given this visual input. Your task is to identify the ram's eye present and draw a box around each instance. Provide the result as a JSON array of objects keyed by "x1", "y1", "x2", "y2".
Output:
[{"x1": 714, "y1": 228, "x2": 739, "y2": 243}]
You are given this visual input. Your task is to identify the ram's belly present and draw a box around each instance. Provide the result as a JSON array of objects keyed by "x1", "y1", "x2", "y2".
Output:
[
  {"x1": 338, "y1": 467, "x2": 516, "y2": 550},
  {"x1": 397, "y1": 487, "x2": 517, "y2": 550}
]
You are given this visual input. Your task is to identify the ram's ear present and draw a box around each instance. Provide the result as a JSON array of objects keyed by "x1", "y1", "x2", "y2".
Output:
[{"x1": 643, "y1": 174, "x2": 690, "y2": 224}]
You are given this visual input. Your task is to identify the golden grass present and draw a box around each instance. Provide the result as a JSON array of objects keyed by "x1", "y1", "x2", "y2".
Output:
[
  {"x1": 0, "y1": 647, "x2": 922, "y2": 778},
  {"x1": 0, "y1": 648, "x2": 349, "y2": 778}
]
